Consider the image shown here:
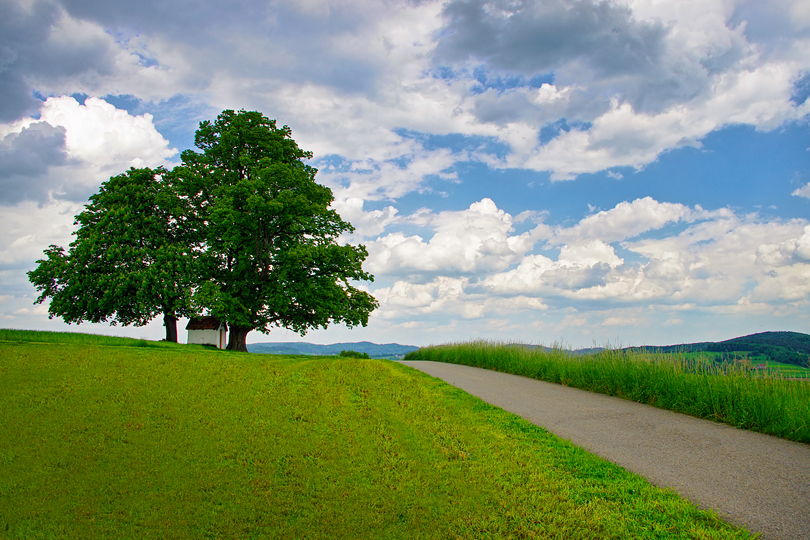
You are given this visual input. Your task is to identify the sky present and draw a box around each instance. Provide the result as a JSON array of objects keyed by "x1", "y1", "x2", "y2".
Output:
[{"x1": 1, "y1": 0, "x2": 809, "y2": 348}]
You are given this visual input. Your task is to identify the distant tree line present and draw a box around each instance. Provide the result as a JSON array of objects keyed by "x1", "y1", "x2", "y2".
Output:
[
  {"x1": 29, "y1": 110, "x2": 378, "y2": 351},
  {"x1": 338, "y1": 350, "x2": 370, "y2": 359}
]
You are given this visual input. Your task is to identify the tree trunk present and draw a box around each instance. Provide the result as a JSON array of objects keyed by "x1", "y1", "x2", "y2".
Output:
[
  {"x1": 227, "y1": 325, "x2": 251, "y2": 352},
  {"x1": 164, "y1": 313, "x2": 178, "y2": 342}
]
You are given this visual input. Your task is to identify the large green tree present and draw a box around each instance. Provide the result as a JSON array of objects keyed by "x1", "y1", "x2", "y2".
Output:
[
  {"x1": 28, "y1": 167, "x2": 196, "y2": 341},
  {"x1": 176, "y1": 110, "x2": 378, "y2": 351}
]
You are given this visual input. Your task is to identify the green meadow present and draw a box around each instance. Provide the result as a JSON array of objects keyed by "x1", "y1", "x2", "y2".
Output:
[
  {"x1": 405, "y1": 342, "x2": 810, "y2": 443},
  {"x1": 672, "y1": 350, "x2": 810, "y2": 379},
  {"x1": 755, "y1": 359, "x2": 810, "y2": 378},
  {"x1": 0, "y1": 330, "x2": 749, "y2": 538}
]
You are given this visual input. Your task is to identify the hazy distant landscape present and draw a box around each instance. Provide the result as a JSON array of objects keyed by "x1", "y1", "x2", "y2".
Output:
[
  {"x1": 252, "y1": 331, "x2": 810, "y2": 370},
  {"x1": 248, "y1": 341, "x2": 418, "y2": 359}
]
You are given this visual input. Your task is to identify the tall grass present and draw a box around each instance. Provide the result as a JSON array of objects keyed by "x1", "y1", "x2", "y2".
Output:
[{"x1": 405, "y1": 342, "x2": 810, "y2": 443}]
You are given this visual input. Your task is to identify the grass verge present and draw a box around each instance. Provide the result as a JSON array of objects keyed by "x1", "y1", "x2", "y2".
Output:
[
  {"x1": 0, "y1": 328, "x2": 214, "y2": 351},
  {"x1": 404, "y1": 342, "x2": 810, "y2": 443},
  {"x1": 0, "y1": 330, "x2": 750, "y2": 538}
]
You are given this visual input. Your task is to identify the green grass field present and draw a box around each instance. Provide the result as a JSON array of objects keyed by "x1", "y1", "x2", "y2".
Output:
[
  {"x1": 0, "y1": 328, "x2": 214, "y2": 351},
  {"x1": 0, "y1": 330, "x2": 749, "y2": 538},
  {"x1": 675, "y1": 351, "x2": 810, "y2": 379},
  {"x1": 405, "y1": 342, "x2": 810, "y2": 443},
  {"x1": 756, "y1": 359, "x2": 810, "y2": 378}
]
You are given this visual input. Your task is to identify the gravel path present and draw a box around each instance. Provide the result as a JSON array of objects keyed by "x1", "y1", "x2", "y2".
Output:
[{"x1": 400, "y1": 361, "x2": 810, "y2": 539}]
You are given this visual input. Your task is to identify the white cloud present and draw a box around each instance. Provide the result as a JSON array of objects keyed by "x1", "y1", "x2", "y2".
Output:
[
  {"x1": 602, "y1": 315, "x2": 641, "y2": 327},
  {"x1": 514, "y1": 60, "x2": 809, "y2": 178},
  {"x1": 38, "y1": 97, "x2": 175, "y2": 170},
  {"x1": 366, "y1": 198, "x2": 539, "y2": 275},
  {"x1": 559, "y1": 241, "x2": 623, "y2": 268},
  {"x1": 320, "y1": 145, "x2": 461, "y2": 203},
  {"x1": 5, "y1": 0, "x2": 804, "y2": 190},
  {"x1": 559, "y1": 197, "x2": 719, "y2": 243},
  {"x1": 331, "y1": 198, "x2": 399, "y2": 239},
  {"x1": 482, "y1": 240, "x2": 623, "y2": 297},
  {"x1": 792, "y1": 182, "x2": 810, "y2": 198},
  {"x1": 372, "y1": 276, "x2": 548, "y2": 322},
  {"x1": 0, "y1": 96, "x2": 176, "y2": 203},
  {"x1": 373, "y1": 276, "x2": 482, "y2": 319},
  {"x1": 0, "y1": 200, "x2": 82, "y2": 266},
  {"x1": 356, "y1": 196, "x2": 809, "y2": 323},
  {"x1": 428, "y1": 0, "x2": 810, "y2": 180},
  {"x1": 472, "y1": 199, "x2": 810, "y2": 311}
]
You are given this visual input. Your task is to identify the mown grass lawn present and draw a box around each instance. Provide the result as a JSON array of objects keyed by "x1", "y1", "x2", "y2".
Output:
[{"x1": 0, "y1": 331, "x2": 749, "y2": 538}]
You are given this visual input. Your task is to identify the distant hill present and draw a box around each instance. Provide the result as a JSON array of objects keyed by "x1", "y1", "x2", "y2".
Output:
[
  {"x1": 516, "y1": 344, "x2": 605, "y2": 356},
  {"x1": 248, "y1": 341, "x2": 418, "y2": 359},
  {"x1": 626, "y1": 331, "x2": 810, "y2": 367}
]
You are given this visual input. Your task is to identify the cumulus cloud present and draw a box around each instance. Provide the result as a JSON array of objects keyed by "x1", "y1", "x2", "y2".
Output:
[
  {"x1": 756, "y1": 225, "x2": 810, "y2": 265},
  {"x1": 354, "y1": 195, "x2": 809, "y2": 324},
  {"x1": 0, "y1": 199, "x2": 81, "y2": 266},
  {"x1": 373, "y1": 277, "x2": 479, "y2": 319},
  {"x1": 0, "y1": 96, "x2": 176, "y2": 203},
  {"x1": 436, "y1": 0, "x2": 667, "y2": 81},
  {"x1": 516, "y1": 60, "x2": 810, "y2": 179},
  {"x1": 414, "y1": 199, "x2": 810, "y2": 315},
  {"x1": 37, "y1": 96, "x2": 175, "y2": 172},
  {"x1": 0, "y1": 122, "x2": 67, "y2": 204},
  {"x1": 4, "y1": 0, "x2": 805, "y2": 186},
  {"x1": 432, "y1": 0, "x2": 810, "y2": 179},
  {"x1": 482, "y1": 239, "x2": 623, "y2": 297},
  {"x1": 365, "y1": 198, "x2": 540, "y2": 275},
  {"x1": 559, "y1": 197, "x2": 715, "y2": 243},
  {"x1": 0, "y1": 0, "x2": 175, "y2": 122},
  {"x1": 617, "y1": 216, "x2": 810, "y2": 304},
  {"x1": 792, "y1": 182, "x2": 810, "y2": 198},
  {"x1": 319, "y1": 144, "x2": 461, "y2": 202},
  {"x1": 331, "y1": 197, "x2": 399, "y2": 239},
  {"x1": 372, "y1": 275, "x2": 547, "y2": 322}
]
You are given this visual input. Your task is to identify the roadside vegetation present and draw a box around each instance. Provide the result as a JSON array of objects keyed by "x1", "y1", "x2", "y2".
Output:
[
  {"x1": 404, "y1": 342, "x2": 810, "y2": 443},
  {"x1": 0, "y1": 330, "x2": 748, "y2": 538}
]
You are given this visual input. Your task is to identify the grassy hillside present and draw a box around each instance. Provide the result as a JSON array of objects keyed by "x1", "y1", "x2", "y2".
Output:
[
  {"x1": 0, "y1": 330, "x2": 748, "y2": 538},
  {"x1": 0, "y1": 328, "x2": 206, "y2": 349},
  {"x1": 628, "y1": 331, "x2": 810, "y2": 367},
  {"x1": 406, "y1": 342, "x2": 810, "y2": 443}
]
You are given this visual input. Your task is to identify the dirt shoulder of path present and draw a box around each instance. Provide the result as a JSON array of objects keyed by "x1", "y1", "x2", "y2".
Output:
[{"x1": 400, "y1": 361, "x2": 810, "y2": 540}]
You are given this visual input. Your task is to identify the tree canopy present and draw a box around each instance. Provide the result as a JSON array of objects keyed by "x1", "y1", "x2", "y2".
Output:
[
  {"x1": 28, "y1": 167, "x2": 196, "y2": 341},
  {"x1": 176, "y1": 110, "x2": 377, "y2": 350},
  {"x1": 29, "y1": 110, "x2": 378, "y2": 350}
]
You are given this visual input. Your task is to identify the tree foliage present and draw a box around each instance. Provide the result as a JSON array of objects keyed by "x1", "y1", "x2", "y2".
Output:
[
  {"x1": 176, "y1": 110, "x2": 377, "y2": 350},
  {"x1": 339, "y1": 350, "x2": 371, "y2": 359},
  {"x1": 28, "y1": 167, "x2": 196, "y2": 341},
  {"x1": 29, "y1": 110, "x2": 378, "y2": 350}
]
